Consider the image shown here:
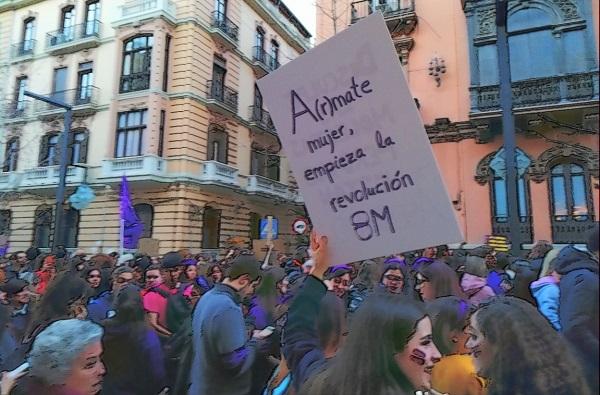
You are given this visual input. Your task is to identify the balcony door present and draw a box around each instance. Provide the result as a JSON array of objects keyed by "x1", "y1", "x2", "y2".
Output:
[
  {"x1": 215, "y1": 0, "x2": 227, "y2": 24},
  {"x1": 211, "y1": 58, "x2": 226, "y2": 101},
  {"x1": 85, "y1": 0, "x2": 101, "y2": 36},
  {"x1": 61, "y1": 6, "x2": 75, "y2": 41},
  {"x1": 52, "y1": 67, "x2": 68, "y2": 103}
]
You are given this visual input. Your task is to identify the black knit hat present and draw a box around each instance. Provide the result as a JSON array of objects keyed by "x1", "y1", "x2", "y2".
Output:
[
  {"x1": 0, "y1": 278, "x2": 28, "y2": 295},
  {"x1": 161, "y1": 251, "x2": 184, "y2": 269},
  {"x1": 25, "y1": 247, "x2": 40, "y2": 261}
]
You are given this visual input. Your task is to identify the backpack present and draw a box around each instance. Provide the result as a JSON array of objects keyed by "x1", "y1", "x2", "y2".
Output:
[
  {"x1": 163, "y1": 316, "x2": 193, "y2": 395},
  {"x1": 150, "y1": 284, "x2": 192, "y2": 334}
]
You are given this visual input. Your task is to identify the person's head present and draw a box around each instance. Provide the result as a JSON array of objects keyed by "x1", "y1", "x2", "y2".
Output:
[
  {"x1": 415, "y1": 260, "x2": 464, "y2": 302},
  {"x1": 465, "y1": 297, "x2": 591, "y2": 395},
  {"x1": 421, "y1": 247, "x2": 438, "y2": 259},
  {"x1": 29, "y1": 319, "x2": 105, "y2": 395},
  {"x1": 183, "y1": 261, "x2": 198, "y2": 281},
  {"x1": 131, "y1": 256, "x2": 151, "y2": 283},
  {"x1": 144, "y1": 264, "x2": 163, "y2": 289},
  {"x1": 306, "y1": 294, "x2": 440, "y2": 394},
  {"x1": 111, "y1": 284, "x2": 145, "y2": 323},
  {"x1": 426, "y1": 296, "x2": 471, "y2": 355},
  {"x1": 0, "y1": 278, "x2": 30, "y2": 306},
  {"x1": 207, "y1": 263, "x2": 223, "y2": 282},
  {"x1": 538, "y1": 248, "x2": 562, "y2": 279},
  {"x1": 302, "y1": 259, "x2": 314, "y2": 274},
  {"x1": 381, "y1": 262, "x2": 409, "y2": 294},
  {"x1": 85, "y1": 268, "x2": 102, "y2": 289},
  {"x1": 324, "y1": 265, "x2": 352, "y2": 298},
  {"x1": 463, "y1": 256, "x2": 489, "y2": 278},
  {"x1": 316, "y1": 292, "x2": 347, "y2": 358},
  {"x1": 528, "y1": 240, "x2": 553, "y2": 260},
  {"x1": 111, "y1": 266, "x2": 135, "y2": 293},
  {"x1": 161, "y1": 251, "x2": 184, "y2": 286},
  {"x1": 223, "y1": 255, "x2": 262, "y2": 298},
  {"x1": 470, "y1": 246, "x2": 497, "y2": 270},
  {"x1": 26, "y1": 247, "x2": 41, "y2": 262},
  {"x1": 116, "y1": 253, "x2": 134, "y2": 267},
  {"x1": 505, "y1": 259, "x2": 537, "y2": 305},
  {"x1": 42, "y1": 255, "x2": 56, "y2": 271},
  {"x1": 90, "y1": 254, "x2": 114, "y2": 270},
  {"x1": 13, "y1": 251, "x2": 27, "y2": 267}
]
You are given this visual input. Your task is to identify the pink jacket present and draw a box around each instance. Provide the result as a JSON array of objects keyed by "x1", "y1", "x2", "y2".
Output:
[{"x1": 461, "y1": 273, "x2": 495, "y2": 306}]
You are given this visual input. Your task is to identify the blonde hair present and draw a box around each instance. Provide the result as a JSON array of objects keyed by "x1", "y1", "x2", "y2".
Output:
[{"x1": 539, "y1": 248, "x2": 561, "y2": 278}]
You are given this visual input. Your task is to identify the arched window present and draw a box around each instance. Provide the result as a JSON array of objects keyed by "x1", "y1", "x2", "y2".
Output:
[
  {"x1": 249, "y1": 212, "x2": 261, "y2": 240},
  {"x1": 69, "y1": 130, "x2": 89, "y2": 164},
  {"x1": 202, "y1": 206, "x2": 221, "y2": 249},
  {"x1": 63, "y1": 208, "x2": 79, "y2": 248},
  {"x1": 3, "y1": 137, "x2": 19, "y2": 172},
  {"x1": 134, "y1": 203, "x2": 153, "y2": 238},
  {"x1": 39, "y1": 133, "x2": 60, "y2": 166},
  {"x1": 33, "y1": 205, "x2": 53, "y2": 248},
  {"x1": 120, "y1": 35, "x2": 153, "y2": 93},
  {"x1": 207, "y1": 125, "x2": 228, "y2": 163}
]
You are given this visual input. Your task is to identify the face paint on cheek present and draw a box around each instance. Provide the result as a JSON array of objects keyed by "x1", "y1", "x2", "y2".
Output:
[{"x1": 409, "y1": 348, "x2": 426, "y2": 366}]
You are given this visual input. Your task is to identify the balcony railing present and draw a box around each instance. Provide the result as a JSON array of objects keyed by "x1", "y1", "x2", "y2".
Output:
[
  {"x1": 21, "y1": 166, "x2": 85, "y2": 187},
  {"x1": 10, "y1": 40, "x2": 36, "y2": 59},
  {"x1": 2, "y1": 101, "x2": 31, "y2": 120},
  {"x1": 46, "y1": 21, "x2": 101, "y2": 53},
  {"x1": 492, "y1": 216, "x2": 533, "y2": 244},
  {"x1": 210, "y1": 11, "x2": 239, "y2": 43},
  {"x1": 200, "y1": 160, "x2": 239, "y2": 185},
  {"x1": 0, "y1": 172, "x2": 22, "y2": 190},
  {"x1": 35, "y1": 87, "x2": 100, "y2": 112},
  {"x1": 551, "y1": 217, "x2": 596, "y2": 244},
  {"x1": 118, "y1": 0, "x2": 177, "y2": 24},
  {"x1": 206, "y1": 80, "x2": 239, "y2": 113},
  {"x1": 120, "y1": 71, "x2": 151, "y2": 93},
  {"x1": 248, "y1": 105, "x2": 276, "y2": 134},
  {"x1": 471, "y1": 72, "x2": 598, "y2": 112},
  {"x1": 252, "y1": 46, "x2": 279, "y2": 74},
  {"x1": 101, "y1": 155, "x2": 165, "y2": 179},
  {"x1": 350, "y1": 0, "x2": 415, "y2": 23},
  {"x1": 247, "y1": 175, "x2": 291, "y2": 199}
]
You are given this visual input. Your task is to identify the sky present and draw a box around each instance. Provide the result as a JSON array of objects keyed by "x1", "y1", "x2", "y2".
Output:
[{"x1": 284, "y1": 0, "x2": 317, "y2": 38}]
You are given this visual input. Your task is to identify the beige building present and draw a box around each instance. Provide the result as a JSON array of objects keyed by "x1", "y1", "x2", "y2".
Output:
[{"x1": 0, "y1": 0, "x2": 312, "y2": 256}]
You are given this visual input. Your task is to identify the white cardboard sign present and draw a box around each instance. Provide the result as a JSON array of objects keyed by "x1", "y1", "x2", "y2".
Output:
[{"x1": 257, "y1": 13, "x2": 463, "y2": 264}]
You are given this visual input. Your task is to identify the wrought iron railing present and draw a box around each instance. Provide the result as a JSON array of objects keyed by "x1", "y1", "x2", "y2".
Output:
[
  {"x1": 471, "y1": 72, "x2": 597, "y2": 112},
  {"x1": 350, "y1": 0, "x2": 415, "y2": 23},
  {"x1": 252, "y1": 46, "x2": 279, "y2": 72},
  {"x1": 206, "y1": 80, "x2": 239, "y2": 113},
  {"x1": 492, "y1": 216, "x2": 533, "y2": 244},
  {"x1": 210, "y1": 11, "x2": 239, "y2": 42},
  {"x1": 121, "y1": 0, "x2": 176, "y2": 17},
  {"x1": 248, "y1": 105, "x2": 275, "y2": 133},
  {"x1": 11, "y1": 40, "x2": 36, "y2": 58},
  {"x1": 35, "y1": 86, "x2": 99, "y2": 112},
  {"x1": 3, "y1": 101, "x2": 31, "y2": 118},
  {"x1": 551, "y1": 217, "x2": 596, "y2": 244},
  {"x1": 46, "y1": 21, "x2": 101, "y2": 48},
  {"x1": 120, "y1": 71, "x2": 151, "y2": 93}
]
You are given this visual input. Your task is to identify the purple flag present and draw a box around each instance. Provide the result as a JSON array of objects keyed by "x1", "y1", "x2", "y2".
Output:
[{"x1": 120, "y1": 176, "x2": 144, "y2": 249}]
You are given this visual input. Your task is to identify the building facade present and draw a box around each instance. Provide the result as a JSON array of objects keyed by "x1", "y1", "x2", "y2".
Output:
[
  {"x1": 317, "y1": 0, "x2": 599, "y2": 247},
  {"x1": 0, "y1": 0, "x2": 311, "y2": 255}
]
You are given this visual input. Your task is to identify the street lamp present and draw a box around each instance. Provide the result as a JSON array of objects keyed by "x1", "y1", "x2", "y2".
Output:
[
  {"x1": 495, "y1": 0, "x2": 522, "y2": 255},
  {"x1": 24, "y1": 90, "x2": 72, "y2": 249}
]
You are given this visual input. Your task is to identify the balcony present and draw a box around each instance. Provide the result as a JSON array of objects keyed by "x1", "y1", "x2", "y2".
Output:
[
  {"x1": 0, "y1": 172, "x2": 22, "y2": 190},
  {"x1": 350, "y1": 0, "x2": 417, "y2": 35},
  {"x1": 246, "y1": 175, "x2": 292, "y2": 200},
  {"x1": 35, "y1": 87, "x2": 100, "y2": 120},
  {"x1": 10, "y1": 40, "x2": 36, "y2": 61},
  {"x1": 248, "y1": 106, "x2": 276, "y2": 135},
  {"x1": 470, "y1": 72, "x2": 598, "y2": 114},
  {"x1": 208, "y1": 11, "x2": 239, "y2": 49},
  {"x1": 199, "y1": 161, "x2": 239, "y2": 186},
  {"x1": 206, "y1": 80, "x2": 238, "y2": 116},
  {"x1": 492, "y1": 216, "x2": 533, "y2": 244},
  {"x1": 46, "y1": 21, "x2": 102, "y2": 55},
  {"x1": 1, "y1": 101, "x2": 31, "y2": 123},
  {"x1": 120, "y1": 71, "x2": 151, "y2": 93},
  {"x1": 114, "y1": 0, "x2": 177, "y2": 27},
  {"x1": 20, "y1": 166, "x2": 86, "y2": 188},
  {"x1": 100, "y1": 155, "x2": 166, "y2": 180},
  {"x1": 251, "y1": 46, "x2": 279, "y2": 77}
]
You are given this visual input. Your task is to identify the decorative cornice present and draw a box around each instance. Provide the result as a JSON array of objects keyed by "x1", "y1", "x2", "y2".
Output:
[
  {"x1": 425, "y1": 118, "x2": 479, "y2": 143},
  {"x1": 392, "y1": 35, "x2": 414, "y2": 66},
  {"x1": 529, "y1": 143, "x2": 599, "y2": 182}
]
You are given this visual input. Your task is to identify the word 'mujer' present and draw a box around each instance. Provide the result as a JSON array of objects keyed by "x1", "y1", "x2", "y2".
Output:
[
  {"x1": 329, "y1": 171, "x2": 415, "y2": 213},
  {"x1": 291, "y1": 76, "x2": 373, "y2": 134}
]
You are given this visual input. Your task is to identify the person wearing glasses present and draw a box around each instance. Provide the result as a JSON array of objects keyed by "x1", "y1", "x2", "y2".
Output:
[
  {"x1": 87, "y1": 267, "x2": 135, "y2": 324},
  {"x1": 323, "y1": 265, "x2": 352, "y2": 299}
]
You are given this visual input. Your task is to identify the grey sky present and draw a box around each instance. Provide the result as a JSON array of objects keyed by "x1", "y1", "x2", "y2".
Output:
[{"x1": 284, "y1": 0, "x2": 317, "y2": 38}]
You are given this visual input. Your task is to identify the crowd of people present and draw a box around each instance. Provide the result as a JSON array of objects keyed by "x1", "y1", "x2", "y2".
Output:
[{"x1": 0, "y1": 223, "x2": 598, "y2": 395}]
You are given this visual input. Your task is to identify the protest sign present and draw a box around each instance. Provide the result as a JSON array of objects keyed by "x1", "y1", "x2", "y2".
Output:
[
  {"x1": 138, "y1": 238, "x2": 160, "y2": 257},
  {"x1": 257, "y1": 13, "x2": 463, "y2": 264}
]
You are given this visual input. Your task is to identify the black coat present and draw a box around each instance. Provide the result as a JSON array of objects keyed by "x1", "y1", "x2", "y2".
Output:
[{"x1": 555, "y1": 246, "x2": 599, "y2": 393}]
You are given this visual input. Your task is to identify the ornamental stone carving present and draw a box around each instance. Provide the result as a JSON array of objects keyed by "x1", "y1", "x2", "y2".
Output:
[{"x1": 530, "y1": 144, "x2": 599, "y2": 182}]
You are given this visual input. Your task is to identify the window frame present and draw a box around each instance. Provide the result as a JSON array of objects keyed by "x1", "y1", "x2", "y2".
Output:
[
  {"x1": 207, "y1": 125, "x2": 228, "y2": 163},
  {"x1": 202, "y1": 206, "x2": 221, "y2": 249},
  {"x1": 115, "y1": 109, "x2": 147, "y2": 158},
  {"x1": 33, "y1": 205, "x2": 53, "y2": 248},
  {"x1": 120, "y1": 34, "x2": 153, "y2": 93},
  {"x1": 3, "y1": 137, "x2": 19, "y2": 172},
  {"x1": 549, "y1": 161, "x2": 593, "y2": 222},
  {"x1": 134, "y1": 203, "x2": 154, "y2": 239}
]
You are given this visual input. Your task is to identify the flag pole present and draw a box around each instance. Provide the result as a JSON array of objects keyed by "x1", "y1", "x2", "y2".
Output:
[{"x1": 119, "y1": 218, "x2": 125, "y2": 258}]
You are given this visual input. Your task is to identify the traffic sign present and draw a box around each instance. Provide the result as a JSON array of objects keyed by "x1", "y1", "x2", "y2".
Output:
[{"x1": 292, "y1": 218, "x2": 309, "y2": 234}]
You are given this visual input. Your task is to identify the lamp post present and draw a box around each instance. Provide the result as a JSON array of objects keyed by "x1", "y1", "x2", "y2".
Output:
[
  {"x1": 24, "y1": 90, "x2": 72, "y2": 249},
  {"x1": 495, "y1": 0, "x2": 521, "y2": 255}
]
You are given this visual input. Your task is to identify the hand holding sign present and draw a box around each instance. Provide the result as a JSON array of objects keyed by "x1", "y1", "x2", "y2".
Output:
[{"x1": 309, "y1": 231, "x2": 330, "y2": 280}]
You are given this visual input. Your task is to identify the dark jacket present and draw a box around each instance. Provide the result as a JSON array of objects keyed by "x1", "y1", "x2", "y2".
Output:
[{"x1": 555, "y1": 245, "x2": 599, "y2": 393}]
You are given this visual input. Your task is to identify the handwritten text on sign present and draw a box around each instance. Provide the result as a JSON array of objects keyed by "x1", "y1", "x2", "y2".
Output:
[{"x1": 257, "y1": 13, "x2": 462, "y2": 264}]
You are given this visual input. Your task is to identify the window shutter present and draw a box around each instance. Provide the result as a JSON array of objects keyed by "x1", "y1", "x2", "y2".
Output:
[
  {"x1": 38, "y1": 134, "x2": 50, "y2": 166},
  {"x1": 79, "y1": 132, "x2": 89, "y2": 163}
]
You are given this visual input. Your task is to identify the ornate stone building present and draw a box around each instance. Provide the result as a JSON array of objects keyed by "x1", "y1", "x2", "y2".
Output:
[
  {"x1": 0, "y1": 0, "x2": 311, "y2": 255},
  {"x1": 316, "y1": 0, "x2": 599, "y2": 247}
]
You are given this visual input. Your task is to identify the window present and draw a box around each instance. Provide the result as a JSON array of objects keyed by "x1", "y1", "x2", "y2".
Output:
[
  {"x1": 77, "y1": 62, "x2": 94, "y2": 104},
  {"x1": 207, "y1": 125, "x2": 228, "y2": 163},
  {"x1": 0, "y1": 210, "x2": 10, "y2": 236},
  {"x1": 14, "y1": 77, "x2": 27, "y2": 111},
  {"x1": 210, "y1": 56, "x2": 227, "y2": 100},
  {"x1": 270, "y1": 40, "x2": 279, "y2": 69},
  {"x1": 85, "y1": 0, "x2": 101, "y2": 36},
  {"x1": 251, "y1": 149, "x2": 280, "y2": 181},
  {"x1": 158, "y1": 110, "x2": 166, "y2": 157},
  {"x1": 39, "y1": 133, "x2": 60, "y2": 166},
  {"x1": 3, "y1": 138, "x2": 19, "y2": 172},
  {"x1": 120, "y1": 35, "x2": 153, "y2": 93},
  {"x1": 489, "y1": 148, "x2": 530, "y2": 222},
  {"x1": 202, "y1": 206, "x2": 221, "y2": 249},
  {"x1": 163, "y1": 35, "x2": 171, "y2": 92},
  {"x1": 60, "y1": 6, "x2": 75, "y2": 40},
  {"x1": 134, "y1": 203, "x2": 153, "y2": 239},
  {"x1": 254, "y1": 27, "x2": 265, "y2": 62},
  {"x1": 69, "y1": 131, "x2": 88, "y2": 164},
  {"x1": 550, "y1": 163, "x2": 591, "y2": 222},
  {"x1": 254, "y1": 85, "x2": 263, "y2": 109},
  {"x1": 249, "y1": 212, "x2": 261, "y2": 240},
  {"x1": 215, "y1": 0, "x2": 227, "y2": 18},
  {"x1": 115, "y1": 109, "x2": 147, "y2": 157},
  {"x1": 52, "y1": 67, "x2": 68, "y2": 103},
  {"x1": 63, "y1": 208, "x2": 79, "y2": 248},
  {"x1": 22, "y1": 18, "x2": 35, "y2": 52},
  {"x1": 33, "y1": 205, "x2": 53, "y2": 248}
]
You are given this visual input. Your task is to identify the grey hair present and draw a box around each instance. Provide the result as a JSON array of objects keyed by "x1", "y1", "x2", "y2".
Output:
[{"x1": 28, "y1": 319, "x2": 103, "y2": 385}]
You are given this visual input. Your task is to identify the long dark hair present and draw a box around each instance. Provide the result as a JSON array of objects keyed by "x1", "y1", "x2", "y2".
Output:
[
  {"x1": 474, "y1": 297, "x2": 591, "y2": 395},
  {"x1": 426, "y1": 296, "x2": 471, "y2": 355},
  {"x1": 301, "y1": 294, "x2": 427, "y2": 395},
  {"x1": 417, "y1": 260, "x2": 465, "y2": 299},
  {"x1": 110, "y1": 285, "x2": 146, "y2": 324}
]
